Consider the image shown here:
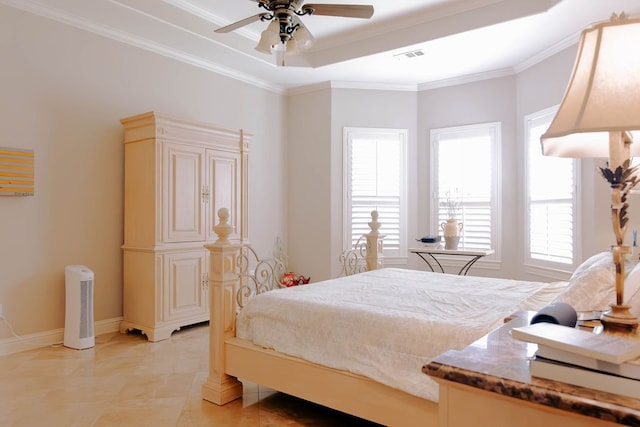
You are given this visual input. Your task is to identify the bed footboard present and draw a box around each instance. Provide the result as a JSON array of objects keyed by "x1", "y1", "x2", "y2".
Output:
[
  {"x1": 202, "y1": 208, "x2": 385, "y2": 407},
  {"x1": 200, "y1": 210, "x2": 440, "y2": 425}
]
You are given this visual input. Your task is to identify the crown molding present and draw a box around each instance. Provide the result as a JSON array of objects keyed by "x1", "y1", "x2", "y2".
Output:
[
  {"x1": 513, "y1": 30, "x2": 581, "y2": 74},
  {"x1": 418, "y1": 67, "x2": 515, "y2": 91},
  {"x1": 0, "y1": 0, "x2": 287, "y2": 94}
]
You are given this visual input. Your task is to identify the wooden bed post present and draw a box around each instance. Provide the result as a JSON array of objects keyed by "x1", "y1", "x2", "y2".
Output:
[
  {"x1": 202, "y1": 208, "x2": 243, "y2": 405},
  {"x1": 365, "y1": 210, "x2": 384, "y2": 271}
]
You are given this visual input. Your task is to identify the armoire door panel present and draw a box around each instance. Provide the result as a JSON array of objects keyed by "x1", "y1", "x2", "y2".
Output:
[
  {"x1": 207, "y1": 151, "x2": 240, "y2": 241},
  {"x1": 165, "y1": 251, "x2": 207, "y2": 320},
  {"x1": 165, "y1": 144, "x2": 206, "y2": 242}
]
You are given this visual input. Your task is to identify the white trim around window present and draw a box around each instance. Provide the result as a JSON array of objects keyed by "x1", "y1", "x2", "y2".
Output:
[{"x1": 429, "y1": 122, "x2": 501, "y2": 265}]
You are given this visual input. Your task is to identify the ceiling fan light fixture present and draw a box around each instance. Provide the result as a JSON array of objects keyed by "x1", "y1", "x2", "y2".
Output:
[
  {"x1": 255, "y1": 20, "x2": 279, "y2": 54},
  {"x1": 295, "y1": 25, "x2": 315, "y2": 49},
  {"x1": 255, "y1": 36, "x2": 274, "y2": 54},
  {"x1": 223, "y1": 0, "x2": 373, "y2": 64}
]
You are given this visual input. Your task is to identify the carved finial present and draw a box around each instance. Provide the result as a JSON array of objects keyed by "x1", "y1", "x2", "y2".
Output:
[
  {"x1": 368, "y1": 210, "x2": 381, "y2": 236},
  {"x1": 213, "y1": 208, "x2": 233, "y2": 244}
]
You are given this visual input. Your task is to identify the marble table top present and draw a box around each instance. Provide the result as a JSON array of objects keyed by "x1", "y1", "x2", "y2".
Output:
[{"x1": 423, "y1": 312, "x2": 640, "y2": 426}]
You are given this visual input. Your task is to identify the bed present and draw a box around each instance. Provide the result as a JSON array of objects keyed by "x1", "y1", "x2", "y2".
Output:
[{"x1": 200, "y1": 210, "x2": 620, "y2": 427}]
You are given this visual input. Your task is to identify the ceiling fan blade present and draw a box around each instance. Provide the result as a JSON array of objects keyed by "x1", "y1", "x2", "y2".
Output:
[
  {"x1": 302, "y1": 4, "x2": 374, "y2": 19},
  {"x1": 215, "y1": 13, "x2": 269, "y2": 33}
]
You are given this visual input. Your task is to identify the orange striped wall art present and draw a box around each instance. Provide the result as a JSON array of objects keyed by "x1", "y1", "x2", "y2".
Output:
[{"x1": 0, "y1": 147, "x2": 34, "y2": 196}]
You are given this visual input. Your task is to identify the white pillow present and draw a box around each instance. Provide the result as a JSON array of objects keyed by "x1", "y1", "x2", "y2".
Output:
[
  {"x1": 570, "y1": 251, "x2": 612, "y2": 279},
  {"x1": 553, "y1": 251, "x2": 618, "y2": 311}
]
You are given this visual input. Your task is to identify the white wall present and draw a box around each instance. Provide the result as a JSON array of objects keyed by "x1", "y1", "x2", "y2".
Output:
[
  {"x1": 287, "y1": 45, "x2": 621, "y2": 282},
  {"x1": 417, "y1": 76, "x2": 518, "y2": 277},
  {"x1": 286, "y1": 88, "x2": 418, "y2": 280},
  {"x1": 286, "y1": 88, "x2": 332, "y2": 281},
  {"x1": 331, "y1": 89, "x2": 418, "y2": 274},
  {"x1": 0, "y1": 5, "x2": 287, "y2": 339}
]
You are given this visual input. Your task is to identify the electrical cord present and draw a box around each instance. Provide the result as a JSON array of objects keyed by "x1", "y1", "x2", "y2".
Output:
[{"x1": 0, "y1": 313, "x2": 63, "y2": 347}]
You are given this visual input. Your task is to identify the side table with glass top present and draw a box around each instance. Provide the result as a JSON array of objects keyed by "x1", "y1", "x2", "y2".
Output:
[{"x1": 409, "y1": 247, "x2": 495, "y2": 275}]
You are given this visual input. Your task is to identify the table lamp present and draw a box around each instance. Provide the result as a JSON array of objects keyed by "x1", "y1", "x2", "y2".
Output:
[{"x1": 541, "y1": 12, "x2": 640, "y2": 335}]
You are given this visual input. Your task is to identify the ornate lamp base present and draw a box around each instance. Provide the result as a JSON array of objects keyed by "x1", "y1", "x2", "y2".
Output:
[{"x1": 600, "y1": 304, "x2": 639, "y2": 337}]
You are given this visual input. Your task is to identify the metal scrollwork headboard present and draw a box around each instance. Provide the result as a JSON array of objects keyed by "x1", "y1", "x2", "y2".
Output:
[
  {"x1": 236, "y1": 245, "x2": 286, "y2": 308},
  {"x1": 339, "y1": 235, "x2": 368, "y2": 276}
]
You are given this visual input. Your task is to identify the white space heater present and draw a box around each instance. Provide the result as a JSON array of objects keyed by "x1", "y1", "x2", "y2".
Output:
[{"x1": 64, "y1": 265, "x2": 95, "y2": 350}]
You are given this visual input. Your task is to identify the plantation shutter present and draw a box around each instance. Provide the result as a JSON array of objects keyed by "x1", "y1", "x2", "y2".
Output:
[
  {"x1": 526, "y1": 112, "x2": 576, "y2": 265},
  {"x1": 432, "y1": 132, "x2": 494, "y2": 250},
  {"x1": 345, "y1": 129, "x2": 406, "y2": 258}
]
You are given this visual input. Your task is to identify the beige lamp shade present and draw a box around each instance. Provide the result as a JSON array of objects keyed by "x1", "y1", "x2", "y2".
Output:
[{"x1": 541, "y1": 16, "x2": 640, "y2": 158}]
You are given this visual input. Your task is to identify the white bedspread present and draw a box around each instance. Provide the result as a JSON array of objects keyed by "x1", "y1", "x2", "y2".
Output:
[{"x1": 236, "y1": 268, "x2": 568, "y2": 402}]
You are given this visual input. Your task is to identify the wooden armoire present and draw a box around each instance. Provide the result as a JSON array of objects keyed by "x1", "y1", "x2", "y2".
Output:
[{"x1": 119, "y1": 111, "x2": 249, "y2": 341}]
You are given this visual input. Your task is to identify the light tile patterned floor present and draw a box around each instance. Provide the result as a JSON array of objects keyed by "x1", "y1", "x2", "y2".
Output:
[{"x1": 0, "y1": 323, "x2": 382, "y2": 426}]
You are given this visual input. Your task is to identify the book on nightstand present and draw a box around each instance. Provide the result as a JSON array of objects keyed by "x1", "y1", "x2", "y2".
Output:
[
  {"x1": 511, "y1": 322, "x2": 640, "y2": 364},
  {"x1": 529, "y1": 357, "x2": 640, "y2": 399},
  {"x1": 535, "y1": 345, "x2": 640, "y2": 380}
]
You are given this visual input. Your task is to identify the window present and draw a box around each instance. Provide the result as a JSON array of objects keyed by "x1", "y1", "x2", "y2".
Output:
[
  {"x1": 430, "y1": 123, "x2": 500, "y2": 255},
  {"x1": 343, "y1": 127, "x2": 407, "y2": 260},
  {"x1": 525, "y1": 107, "x2": 579, "y2": 272}
]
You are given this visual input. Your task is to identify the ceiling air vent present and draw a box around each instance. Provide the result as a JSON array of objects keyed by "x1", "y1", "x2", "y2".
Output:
[{"x1": 393, "y1": 49, "x2": 425, "y2": 61}]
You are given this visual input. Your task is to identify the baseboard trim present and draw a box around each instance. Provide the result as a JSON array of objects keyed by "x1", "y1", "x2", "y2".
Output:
[{"x1": 0, "y1": 317, "x2": 123, "y2": 357}]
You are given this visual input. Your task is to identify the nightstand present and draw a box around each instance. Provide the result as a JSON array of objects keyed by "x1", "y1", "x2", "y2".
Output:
[{"x1": 424, "y1": 312, "x2": 639, "y2": 426}]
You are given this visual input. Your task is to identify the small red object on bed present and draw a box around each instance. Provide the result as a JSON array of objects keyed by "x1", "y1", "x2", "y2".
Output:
[
  {"x1": 281, "y1": 272, "x2": 310, "y2": 287},
  {"x1": 297, "y1": 276, "x2": 311, "y2": 285}
]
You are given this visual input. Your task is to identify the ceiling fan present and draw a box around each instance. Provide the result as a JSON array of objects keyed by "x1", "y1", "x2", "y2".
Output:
[{"x1": 215, "y1": 1, "x2": 374, "y2": 63}]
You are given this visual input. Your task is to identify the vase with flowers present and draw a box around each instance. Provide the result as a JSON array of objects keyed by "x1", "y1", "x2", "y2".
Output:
[{"x1": 440, "y1": 191, "x2": 463, "y2": 250}]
